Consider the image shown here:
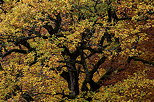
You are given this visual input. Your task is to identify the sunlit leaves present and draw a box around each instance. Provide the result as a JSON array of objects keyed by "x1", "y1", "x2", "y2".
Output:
[
  {"x1": 92, "y1": 71, "x2": 154, "y2": 101},
  {"x1": 0, "y1": 0, "x2": 153, "y2": 101}
]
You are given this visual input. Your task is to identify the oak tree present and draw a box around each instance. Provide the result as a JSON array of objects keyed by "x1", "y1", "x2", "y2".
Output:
[{"x1": 0, "y1": 0, "x2": 153, "y2": 101}]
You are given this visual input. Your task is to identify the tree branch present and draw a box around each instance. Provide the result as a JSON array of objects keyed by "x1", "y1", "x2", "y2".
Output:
[
  {"x1": 128, "y1": 56, "x2": 154, "y2": 66},
  {"x1": 14, "y1": 36, "x2": 36, "y2": 51},
  {"x1": 2, "y1": 49, "x2": 28, "y2": 58},
  {"x1": 81, "y1": 56, "x2": 107, "y2": 91},
  {"x1": 90, "y1": 56, "x2": 107, "y2": 75}
]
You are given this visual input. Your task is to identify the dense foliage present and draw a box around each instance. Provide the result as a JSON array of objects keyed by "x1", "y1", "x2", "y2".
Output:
[{"x1": 0, "y1": 0, "x2": 154, "y2": 101}]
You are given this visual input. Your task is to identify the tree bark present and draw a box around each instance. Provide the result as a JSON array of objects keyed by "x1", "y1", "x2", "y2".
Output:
[{"x1": 67, "y1": 62, "x2": 79, "y2": 99}]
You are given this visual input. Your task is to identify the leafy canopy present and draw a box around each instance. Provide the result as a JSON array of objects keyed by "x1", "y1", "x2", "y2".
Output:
[{"x1": 0, "y1": 0, "x2": 154, "y2": 101}]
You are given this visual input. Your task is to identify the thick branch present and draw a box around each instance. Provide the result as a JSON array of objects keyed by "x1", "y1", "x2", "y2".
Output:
[
  {"x1": 43, "y1": 24, "x2": 54, "y2": 35},
  {"x1": 81, "y1": 56, "x2": 107, "y2": 91},
  {"x1": 14, "y1": 36, "x2": 36, "y2": 51},
  {"x1": 2, "y1": 49, "x2": 28, "y2": 58},
  {"x1": 60, "y1": 71, "x2": 70, "y2": 86},
  {"x1": 90, "y1": 56, "x2": 107, "y2": 76},
  {"x1": 60, "y1": 45, "x2": 71, "y2": 57},
  {"x1": 97, "y1": 67, "x2": 115, "y2": 85},
  {"x1": 21, "y1": 93, "x2": 34, "y2": 102},
  {"x1": 128, "y1": 56, "x2": 154, "y2": 66},
  {"x1": 54, "y1": 13, "x2": 61, "y2": 34},
  {"x1": 43, "y1": 13, "x2": 64, "y2": 37}
]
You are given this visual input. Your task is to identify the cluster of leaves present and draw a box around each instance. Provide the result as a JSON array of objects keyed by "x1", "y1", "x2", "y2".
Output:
[
  {"x1": 0, "y1": 0, "x2": 154, "y2": 101},
  {"x1": 68, "y1": 70, "x2": 154, "y2": 102},
  {"x1": 94, "y1": 71, "x2": 154, "y2": 102}
]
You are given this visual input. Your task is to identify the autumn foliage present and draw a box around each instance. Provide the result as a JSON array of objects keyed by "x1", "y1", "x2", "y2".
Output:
[{"x1": 0, "y1": 0, "x2": 154, "y2": 101}]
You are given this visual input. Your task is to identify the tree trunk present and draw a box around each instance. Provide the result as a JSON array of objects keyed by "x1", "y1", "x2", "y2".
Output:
[{"x1": 67, "y1": 62, "x2": 79, "y2": 99}]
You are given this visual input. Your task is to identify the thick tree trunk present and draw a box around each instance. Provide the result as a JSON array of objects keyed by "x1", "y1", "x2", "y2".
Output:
[
  {"x1": 67, "y1": 62, "x2": 79, "y2": 99},
  {"x1": 60, "y1": 45, "x2": 80, "y2": 99}
]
